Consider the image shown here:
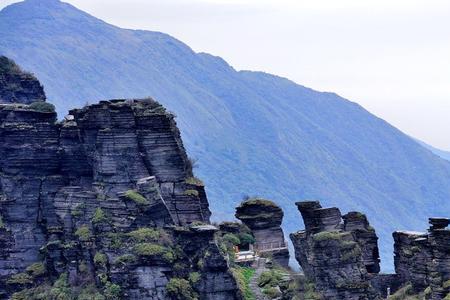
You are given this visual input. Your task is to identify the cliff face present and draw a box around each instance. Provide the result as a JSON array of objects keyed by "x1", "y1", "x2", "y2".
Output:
[
  {"x1": 290, "y1": 201, "x2": 382, "y2": 300},
  {"x1": 235, "y1": 198, "x2": 289, "y2": 267},
  {"x1": 0, "y1": 56, "x2": 45, "y2": 104},
  {"x1": 290, "y1": 201, "x2": 450, "y2": 300},
  {"x1": 393, "y1": 218, "x2": 450, "y2": 300},
  {"x1": 0, "y1": 58, "x2": 237, "y2": 299}
]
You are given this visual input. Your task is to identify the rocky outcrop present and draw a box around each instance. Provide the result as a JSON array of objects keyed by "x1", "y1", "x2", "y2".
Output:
[
  {"x1": 0, "y1": 58, "x2": 236, "y2": 299},
  {"x1": 290, "y1": 201, "x2": 381, "y2": 300},
  {"x1": 235, "y1": 198, "x2": 289, "y2": 267},
  {"x1": 0, "y1": 56, "x2": 46, "y2": 104},
  {"x1": 393, "y1": 218, "x2": 450, "y2": 299},
  {"x1": 343, "y1": 212, "x2": 380, "y2": 274}
]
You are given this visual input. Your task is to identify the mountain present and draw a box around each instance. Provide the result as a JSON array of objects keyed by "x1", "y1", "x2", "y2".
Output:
[
  {"x1": 1, "y1": 0, "x2": 450, "y2": 270},
  {"x1": 416, "y1": 140, "x2": 450, "y2": 161}
]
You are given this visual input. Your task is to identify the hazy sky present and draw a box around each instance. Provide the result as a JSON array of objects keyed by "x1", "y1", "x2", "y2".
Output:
[{"x1": 1, "y1": 0, "x2": 449, "y2": 150}]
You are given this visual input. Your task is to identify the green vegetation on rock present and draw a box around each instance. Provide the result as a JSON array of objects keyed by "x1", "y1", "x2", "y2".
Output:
[
  {"x1": 166, "y1": 278, "x2": 198, "y2": 300},
  {"x1": 231, "y1": 266, "x2": 255, "y2": 300},
  {"x1": 312, "y1": 231, "x2": 349, "y2": 242},
  {"x1": 25, "y1": 262, "x2": 46, "y2": 277},
  {"x1": 188, "y1": 272, "x2": 201, "y2": 284},
  {"x1": 127, "y1": 227, "x2": 160, "y2": 242},
  {"x1": 92, "y1": 208, "x2": 108, "y2": 224},
  {"x1": 124, "y1": 190, "x2": 149, "y2": 205},
  {"x1": 7, "y1": 273, "x2": 33, "y2": 285},
  {"x1": 75, "y1": 225, "x2": 92, "y2": 242},
  {"x1": 28, "y1": 101, "x2": 55, "y2": 113},
  {"x1": 94, "y1": 252, "x2": 108, "y2": 267},
  {"x1": 387, "y1": 284, "x2": 424, "y2": 300},
  {"x1": 114, "y1": 254, "x2": 137, "y2": 266},
  {"x1": 184, "y1": 189, "x2": 199, "y2": 197},
  {"x1": 103, "y1": 282, "x2": 121, "y2": 300},
  {"x1": 185, "y1": 177, "x2": 204, "y2": 186},
  {"x1": 133, "y1": 243, "x2": 175, "y2": 263}
]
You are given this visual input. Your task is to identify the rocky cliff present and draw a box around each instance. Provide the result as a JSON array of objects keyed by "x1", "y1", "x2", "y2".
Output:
[
  {"x1": 0, "y1": 56, "x2": 45, "y2": 104},
  {"x1": 290, "y1": 201, "x2": 383, "y2": 299},
  {"x1": 290, "y1": 201, "x2": 450, "y2": 300},
  {"x1": 393, "y1": 218, "x2": 450, "y2": 299},
  {"x1": 0, "y1": 57, "x2": 238, "y2": 299},
  {"x1": 235, "y1": 198, "x2": 289, "y2": 267}
]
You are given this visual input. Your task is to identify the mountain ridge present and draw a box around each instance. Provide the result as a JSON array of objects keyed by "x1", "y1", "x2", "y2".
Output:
[{"x1": 1, "y1": 0, "x2": 450, "y2": 270}]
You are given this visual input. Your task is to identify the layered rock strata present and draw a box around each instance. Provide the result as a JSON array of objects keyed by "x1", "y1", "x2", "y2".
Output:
[
  {"x1": 0, "y1": 56, "x2": 46, "y2": 104},
  {"x1": 235, "y1": 198, "x2": 289, "y2": 267},
  {"x1": 0, "y1": 58, "x2": 237, "y2": 299},
  {"x1": 393, "y1": 217, "x2": 450, "y2": 299},
  {"x1": 290, "y1": 201, "x2": 382, "y2": 299}
]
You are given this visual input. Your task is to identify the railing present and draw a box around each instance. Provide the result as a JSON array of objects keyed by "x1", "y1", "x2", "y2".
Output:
[
  {"x1": 235, "y1": 250, "x2": 257, "y2": 262},
  {"x1": 253, "y1": 240, "x2": 288, "y2": 253}
]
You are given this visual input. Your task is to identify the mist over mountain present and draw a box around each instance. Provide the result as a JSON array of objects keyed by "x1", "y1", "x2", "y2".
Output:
[{"x1": 1, "y1": 0, "x2": 450, "y2": 270}]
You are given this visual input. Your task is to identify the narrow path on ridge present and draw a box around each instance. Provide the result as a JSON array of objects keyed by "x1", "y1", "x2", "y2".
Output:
[{"x1": 249, "y1": 258, "x2": 269, "y2": 300}]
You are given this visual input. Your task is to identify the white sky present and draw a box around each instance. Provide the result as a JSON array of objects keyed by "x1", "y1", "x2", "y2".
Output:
[{"x1": 1, "y1": 0, "x2": 449, "y2": 150}]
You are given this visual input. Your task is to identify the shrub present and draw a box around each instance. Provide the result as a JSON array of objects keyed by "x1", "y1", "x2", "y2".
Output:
[
  {"x1": 28, "y1": 101, "x2": 55, "y2": 113},
  {"x1": 133, "y1": 243, "x2": 174, "y2": 262},
  {"x1": 25, "y1": 262, "x2": 46, "y2": 277},
  {"x1": 312, "y1": 231, "x2": 348, "y2": 242},
  {"x1": 126, "y1": 227, "x2": 160, "y2": 242},
  {"x1": 166, "y1": 278, "x2": 197, "y2": 300},
  {"x1": 239, "y1": 233, "x2": 256, "y2": 245},
  {"x1": 114, "y1": 254, "x2": 137, "y2": 266},
  {"x1": 387, "y1": 284, "x2": 422, "y2": 300},
  {"x1": 185, "y1": 177, "x2": 204, "y2": 186},
  {"x1": 124, "y1": 190, "x2": 149, "y2": 205},
  {"x1": 163, "y1": 251, "x2": 175, "y2": 263},
  {"x1": 107, "y1": 232, "x2": 124, "y2": 249},
  {"x1": 78, "y1": 285, "x2": 105, "y2": 300},
  {"x1": 92, "y1": 208, "x2": 108, "y2": 224},
  {"x1": 444, "y1": 280, "x2": 450, "y2": 289},
  {"x1": 7, "y1": 273, "x2": 33, "y2": 285},
  {"x1": 258, "y1": 270, "x2": 283, "y2": 288},
  {"x1": 263, "y1": 287, "x2": 282, "y2": 299},
  {"x1": 75, "y1": 225, "x2": 92, "y2": 242},
  {"x1": 341, "y1": 245, "x2": 362, "y2": 262},
  {"x1": 94, "y1": 252, "x2": 108, "y2": 267},
  {"x1": 239, "y1": 198, "x2": 278, "y2": 208},
  {"x1": 223, "y1": 233, "x2": 240, "y2": 246},
  {"x1": 103, "y1": 282, "x2": 121, "y2": 300},
  {"x1": 183, "y1": 189, "x2": 199, "y2": 197},
  {"x1": 188, "y1": 272, "x2": 201, "y2": 284}
]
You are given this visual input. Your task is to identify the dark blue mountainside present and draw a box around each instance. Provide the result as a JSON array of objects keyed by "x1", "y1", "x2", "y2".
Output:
[{"x1": 1, "y1": 0, "x2": 449, "y2": 269}]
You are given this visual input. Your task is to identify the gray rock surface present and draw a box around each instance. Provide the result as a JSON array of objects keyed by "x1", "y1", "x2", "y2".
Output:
[
  {"x1": 235, "y1": 198, "x2": 289, "y2": 267},
  {"x1": 0, "y1": 56, "x2": 45, "y2": 104},
  {"x1": 393, "y1": 218, "x2": 450, "y2": 299},
  {"x1": 290, "y1": 201, "x2": 382, "y2": 300},
  {"x1": 0, "y1": 58, "x2": 238, "y2": 299}
]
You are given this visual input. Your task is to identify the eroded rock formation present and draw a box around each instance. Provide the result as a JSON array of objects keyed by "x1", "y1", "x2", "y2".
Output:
[
  {"x1": 0, "y1": 56, "x2": 46, "y2": 104},
  {"x1": 0, "y1": 58, "x2": 237, "y2": 299},
  {"x1": 235, "y1": 198, "x2": 289, "y2": 267},
  {"x1": 393, "y1": 218, "x2": 450, "y2": 299},
  {"x1": 290, "y1": 201, "x2": 382, "y2": 300}
]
